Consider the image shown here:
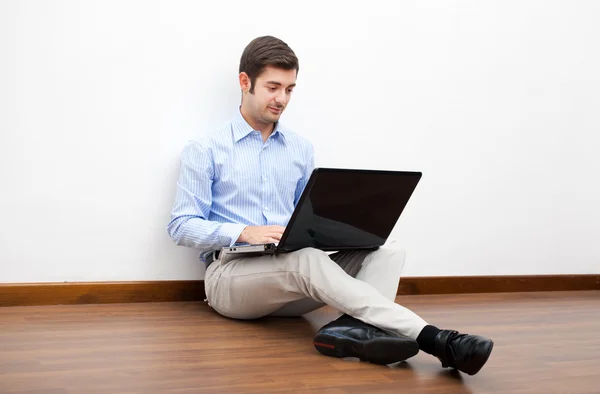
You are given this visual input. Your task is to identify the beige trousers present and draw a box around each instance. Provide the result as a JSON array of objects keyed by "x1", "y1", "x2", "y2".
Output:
[{"x1": 204, "y1": 245, "x2": 428, "y2": 339}]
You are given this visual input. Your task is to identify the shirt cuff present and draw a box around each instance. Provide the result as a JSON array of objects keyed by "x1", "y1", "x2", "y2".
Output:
[{"x1": 218, "y1": 223, "x2": 248, "y2": 247}]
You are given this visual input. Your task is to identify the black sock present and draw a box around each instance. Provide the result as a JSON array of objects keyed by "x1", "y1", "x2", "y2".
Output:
[{"x1": 416, "y1": 325, "x2": 442, "y2": 355}]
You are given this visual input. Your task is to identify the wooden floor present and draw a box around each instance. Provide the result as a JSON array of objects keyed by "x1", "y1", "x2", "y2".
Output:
[{"x1": 1, "y1": 291, "x2": 599, "y2": 394}]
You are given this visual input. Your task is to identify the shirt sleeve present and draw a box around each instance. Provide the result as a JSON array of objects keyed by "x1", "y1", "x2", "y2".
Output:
[
  {"x1": 167, "y1": 141, "x2": 247, "y2": 250},
  {"x1": 294, "y1": 142, "x2": 315, "y2": 207}
]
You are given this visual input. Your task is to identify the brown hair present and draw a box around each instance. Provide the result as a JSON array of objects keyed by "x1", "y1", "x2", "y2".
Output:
[{"x1": 239, "y1": 36, "x2": 299, "y2": 94}]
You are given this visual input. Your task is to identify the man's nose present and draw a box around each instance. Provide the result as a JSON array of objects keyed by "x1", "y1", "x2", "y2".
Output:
[{"x1": 275, "y1": 90, "x2": 288, "y2": 105}]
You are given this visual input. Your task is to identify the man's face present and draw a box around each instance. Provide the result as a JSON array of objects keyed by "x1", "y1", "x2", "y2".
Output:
[{"x1": 242, "y1": 66, "x2": 297, "y2": 126}]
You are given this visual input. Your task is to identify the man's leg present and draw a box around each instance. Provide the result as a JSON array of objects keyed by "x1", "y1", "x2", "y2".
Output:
[
  {"x1": 205, "y1": 247, "x2": 426, "y2": 338},
  {"x1": 318, "y1": 248, "x2": 494, "y2": 375},
  {"x1": 204, "y1": 248, "x2": 421, "y2": 365},
  {"x1": 205, "y1": 247, "x2": 493, "y2": 374},
  {"x1": 330, "y1": 247, "x2": 405, "y2": 302},
  {"x1": 270, "y1": 247, "x2": 405, "y2": 317}
]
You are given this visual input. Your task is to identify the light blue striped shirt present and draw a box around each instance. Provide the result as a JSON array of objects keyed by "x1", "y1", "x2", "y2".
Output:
[{"x1": 167, "y1": 108, "x2": 314, "y2": 261}]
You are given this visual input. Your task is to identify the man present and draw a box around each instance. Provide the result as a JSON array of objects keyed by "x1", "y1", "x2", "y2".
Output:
[{"x1": 167, "y1": 36, "x2": 493, "y2": 375}]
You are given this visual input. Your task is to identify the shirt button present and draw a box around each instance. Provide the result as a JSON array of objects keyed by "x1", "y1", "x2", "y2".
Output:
[
  {"x1": 262, "y1": 176, "x2": 267, "y2": 182},
  {"x1": 264, "y1": 207, "x2": 269, "y2": 211}
]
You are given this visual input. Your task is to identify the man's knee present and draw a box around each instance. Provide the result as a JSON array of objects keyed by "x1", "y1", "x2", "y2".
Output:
[
  {"x1": 285, "y1": 247, "x2": 336, "y2": 272},
  {"x1": 368, "y1": 247, "x2": 407, "y2": 272},
  {"x1": 293, "y1": 247, "x2": 329, "y2": 260},
  {"x1": 376, "y1": 247, "x2": 406, "y2": 262}
]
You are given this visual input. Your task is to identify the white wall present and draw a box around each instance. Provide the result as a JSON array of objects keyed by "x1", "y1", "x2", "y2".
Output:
[{"x1": 1, "y1": 0, "x2": 599, "y2": 282}]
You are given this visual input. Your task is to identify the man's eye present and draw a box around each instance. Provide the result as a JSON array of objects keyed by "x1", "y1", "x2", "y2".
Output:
[
  {"x1": 268, "y1": 87, "x2": 277, "y2": 92},
  {"x1": 287, "y1": 89, "x2": 294, "y2": 94}
]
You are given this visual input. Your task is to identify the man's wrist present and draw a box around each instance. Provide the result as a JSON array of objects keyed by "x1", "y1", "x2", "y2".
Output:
[
  {"x1": 218, "y1": 223, "x2": 248, "y2": 247},
  {"x1": 236, "y1": 226, "x2": 248, "y2": 243}
]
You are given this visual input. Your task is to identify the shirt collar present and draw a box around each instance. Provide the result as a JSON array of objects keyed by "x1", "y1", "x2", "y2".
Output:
[{"x1": 232, "y1": 107, "x2": 286, "y2": 143}]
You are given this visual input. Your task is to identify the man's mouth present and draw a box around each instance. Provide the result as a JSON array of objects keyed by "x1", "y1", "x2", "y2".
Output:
[{"x1": 268, "y1": 106, "x2": 282, "y2": 114}]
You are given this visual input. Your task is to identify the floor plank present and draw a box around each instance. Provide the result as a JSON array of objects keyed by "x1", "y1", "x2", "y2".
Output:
[{"x1": 1, "y1": 291, "x2": 599, "y2": 393}]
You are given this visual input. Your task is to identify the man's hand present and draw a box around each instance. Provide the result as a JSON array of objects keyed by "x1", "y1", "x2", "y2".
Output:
[{"x1": 237, "y1": 225, "x2": 285, "y2": 245}]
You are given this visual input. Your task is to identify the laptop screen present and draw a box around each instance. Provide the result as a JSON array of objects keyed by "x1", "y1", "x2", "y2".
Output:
[{"x1": 280, "y1": 168, "x2": 422, "y2": 252}]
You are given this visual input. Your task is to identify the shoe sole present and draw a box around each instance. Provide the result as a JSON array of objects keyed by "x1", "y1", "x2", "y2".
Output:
[
  {"x1": 464, "y1": 340, "x2": 494, "y2": 376},
  {"x1": 313, "y1": 334, "x2": 420, "y2": 365}
]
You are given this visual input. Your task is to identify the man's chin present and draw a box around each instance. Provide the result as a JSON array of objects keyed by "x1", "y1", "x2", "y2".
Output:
[{"x1": 264, "y1": 114, "x2": 282, "y2": 123}]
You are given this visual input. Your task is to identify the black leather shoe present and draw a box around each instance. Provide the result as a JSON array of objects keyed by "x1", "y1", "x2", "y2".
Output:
[
  {"x1": 434, "y1": 330, "x2": 494, "y2": 375},
  {"x1": 313, "y1": 315, "x2": 419, "y2": 365}
]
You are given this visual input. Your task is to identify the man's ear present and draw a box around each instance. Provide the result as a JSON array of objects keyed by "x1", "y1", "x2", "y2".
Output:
[{"x1": 239, "y1": 72, "x2": 251, "y2": 93}]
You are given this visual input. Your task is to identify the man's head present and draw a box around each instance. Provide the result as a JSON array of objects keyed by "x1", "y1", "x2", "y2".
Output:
[{"x1": 238, "y1": 36, "x2": 299, "y2": 128}]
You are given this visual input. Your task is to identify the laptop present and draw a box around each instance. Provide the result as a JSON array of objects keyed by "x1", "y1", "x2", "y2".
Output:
[{"x1": 221, "y1": 168, "x2": 422, "y2": 256}]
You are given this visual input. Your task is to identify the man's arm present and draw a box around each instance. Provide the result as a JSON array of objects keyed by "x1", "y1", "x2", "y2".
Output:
[
  {"x1": 294, "y1": 143, "x2": 315, "y2": 206},
  {"x1": 167, "y1": 141, "x2": 246, "y2": 250}
]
